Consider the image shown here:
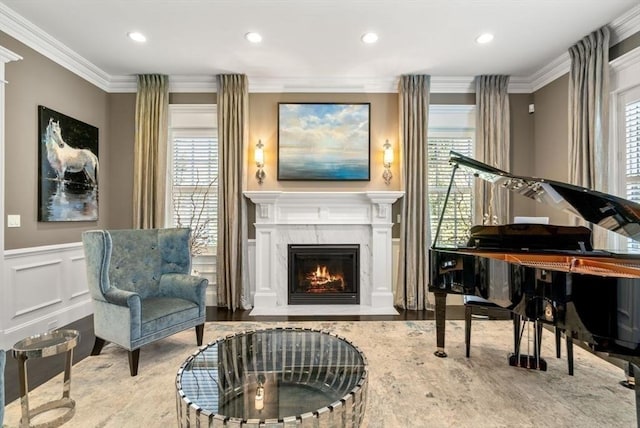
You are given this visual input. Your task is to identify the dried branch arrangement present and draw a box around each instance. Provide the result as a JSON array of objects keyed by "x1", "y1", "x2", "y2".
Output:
[{"x1": 173, "y1": 175, "x2": 217, "y2": 256}]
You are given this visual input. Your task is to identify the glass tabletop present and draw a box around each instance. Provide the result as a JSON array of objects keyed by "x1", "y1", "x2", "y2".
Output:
[
  {"x1": 176, "y1": 327, "x2": 368, "y2": 423},
  {"x1": 12, "y1": 329, "x2": 79, "y2": 359}
]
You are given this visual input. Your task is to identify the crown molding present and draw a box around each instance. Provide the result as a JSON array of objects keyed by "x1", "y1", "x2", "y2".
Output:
[
  {"x1": 0, "y1": 45, "x2": 21, "y2": 63},
  {"x1": 527, "y1": 53, "x2": 571, "y2": 92},
  {"x1": 526, "y1": 4, "x2": 640, "y2": 93},
  {"x1": 610, "y1": 4, "x2": 640, "y2": 45},
  {"x1": 0, "y1": 3, "x2": 111, "y2": 91},
  {"x1": 611, "y1": 40, "x2": 640, "y2": 73},
  {"x1": 100, "y1": 74, "x2": 533, "y2": 94},
  {"x1": 1, "y1": 2, "x2": 638, "y2": 94}
]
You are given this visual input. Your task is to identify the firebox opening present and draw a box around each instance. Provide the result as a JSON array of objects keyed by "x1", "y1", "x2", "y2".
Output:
[{"x1": 288, "y1": 244, "x2": 360, "y2": 305}]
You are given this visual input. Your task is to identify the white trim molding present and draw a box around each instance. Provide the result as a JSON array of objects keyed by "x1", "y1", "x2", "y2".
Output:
[
  {"x1": 244, "y1": 191, "x2": 403, "y2": 316},
  {"x1": 0, "y1": 3, "x2": 111, "y2": 91},
  {"x1": 610, "y1": 4, "x2": 640, "y2": 46},
  {"x1": 2, "y1": 243, "x2": 92, "y2": 349}
]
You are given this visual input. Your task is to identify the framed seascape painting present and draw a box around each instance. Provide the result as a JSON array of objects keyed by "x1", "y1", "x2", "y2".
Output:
[
  {"x1": 277, "y1": 103, "x2": 370, "y2": 181},
  {"x1": 38, "y1": 105, "x2": 99, "y2": 221}
]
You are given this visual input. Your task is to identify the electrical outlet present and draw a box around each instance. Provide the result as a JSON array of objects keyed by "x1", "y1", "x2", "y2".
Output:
[
  {"x1": 396, "y1": 214, "x2": 401, "y2": 224},
  {"x1": 7, "y1": 214, "x2": 20, "y2": 228}
]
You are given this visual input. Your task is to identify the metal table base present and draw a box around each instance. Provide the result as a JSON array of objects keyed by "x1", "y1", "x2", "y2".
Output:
[{"x1": 13, "y1": 329, "x2": 79, "y2": 428}]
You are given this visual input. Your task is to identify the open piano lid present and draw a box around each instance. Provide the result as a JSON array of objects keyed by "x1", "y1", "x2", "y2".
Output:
[{"x1": 447, "y1": 151, "x2": 640, "y2": 242}]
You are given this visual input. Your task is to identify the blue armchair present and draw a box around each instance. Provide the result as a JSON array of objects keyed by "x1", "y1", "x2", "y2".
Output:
[{"x1": 82, "y1": 228, "x2": 207, "y2": 376}]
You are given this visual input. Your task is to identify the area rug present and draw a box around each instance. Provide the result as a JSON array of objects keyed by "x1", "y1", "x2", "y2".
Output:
[{"x1": 3, "y1": 320, "x2": 636, "y2": 427}]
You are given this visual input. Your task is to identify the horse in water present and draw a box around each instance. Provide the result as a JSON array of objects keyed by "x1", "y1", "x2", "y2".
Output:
[{"x1": 45, "y1": 118, "x2": 98, "y2": 186}]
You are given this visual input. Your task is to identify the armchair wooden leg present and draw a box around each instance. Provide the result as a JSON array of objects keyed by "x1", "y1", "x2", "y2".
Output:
[
  {"x1": 128, "y1": 349, "x2": 140, "y2": 377},
  {"x1": 195, "y1": 324, "x2": 204, "y2": 346},
  {"x1": 91, "y1": 337, "x2": 106, "y2": 356}
]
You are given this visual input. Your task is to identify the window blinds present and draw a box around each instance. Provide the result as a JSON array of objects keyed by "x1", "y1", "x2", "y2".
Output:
[
  {"x1": 171, "y1": 136, "x2": 218, "y2": 248},
  {"x1": 428, "y1": 137, "x2": 474, "y2": 247}
]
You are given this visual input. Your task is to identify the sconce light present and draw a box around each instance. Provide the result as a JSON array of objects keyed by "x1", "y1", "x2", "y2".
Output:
[
  {"x1": 383, "y1": 139, "x2": 393, "y2": 185},
  {"x1": 255, "y1": 374, "x2": 265, "y2": 411},
  {"x1": 255, "y1": 139, "x2": 265, "y2": 184}
]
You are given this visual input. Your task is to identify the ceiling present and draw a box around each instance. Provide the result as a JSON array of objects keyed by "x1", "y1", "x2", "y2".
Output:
[{"x1": 1, "y1": 0, "x2": 639, "y2": 92}]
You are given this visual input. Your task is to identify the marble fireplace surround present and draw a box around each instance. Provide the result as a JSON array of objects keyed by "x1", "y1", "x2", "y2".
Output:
[{"x1": 244, "y1": 191, "x2": 404, "y2": 316}]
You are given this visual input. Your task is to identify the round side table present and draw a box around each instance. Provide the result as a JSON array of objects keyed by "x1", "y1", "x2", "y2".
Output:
[{"x1": 12, "y1": 329, "x2": 79, "y2": 428}]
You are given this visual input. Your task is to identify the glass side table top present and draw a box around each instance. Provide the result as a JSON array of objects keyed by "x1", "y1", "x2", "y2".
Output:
[
  {"x1": 176, "y1": 327, "x2": 368, "y2": 427},
  {"x1": 12, "y1": 329, "x2": 79, "y2": 359}
]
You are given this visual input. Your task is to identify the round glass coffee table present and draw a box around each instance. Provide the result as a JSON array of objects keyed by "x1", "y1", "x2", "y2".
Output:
[{"x1": 176, "y1": 327, "x2": 368, "y2": 427}]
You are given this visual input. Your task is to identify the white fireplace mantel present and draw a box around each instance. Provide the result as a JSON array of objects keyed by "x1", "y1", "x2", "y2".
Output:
[{"x1": 244, "y1": 191, "x2": 404, "y2": 315}]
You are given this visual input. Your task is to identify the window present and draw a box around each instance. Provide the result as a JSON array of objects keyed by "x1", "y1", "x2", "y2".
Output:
[
  {"x1": 623, "y1": 90, "x2": 640, "y2": 252},
  {"x1": 427, "y1": 105, "x2": 475, "y2": 247},
  {"x1": 167, "y1": 105, "x2": 218, "y2": 254},
  {"x1": 610, "y1": 47, "x2": 640, "y2": 252}
]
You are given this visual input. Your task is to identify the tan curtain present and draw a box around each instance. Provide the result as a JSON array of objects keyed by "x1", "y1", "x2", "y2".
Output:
[
  {"x1": 394, "y1": 75, "x2": 430, "y2": 310},
  {"x1": 216, "y1": 74, "x2": 249, "y2": 311},
  {"x1": 475, "y1": 75, "x2": 511, "y2": 225},
  {"x1": 133, "y1": 74, "x2": 168, "y2": 229},
  {"x1": 568, "y1": 27, "x2": 610, "y2": 192}
]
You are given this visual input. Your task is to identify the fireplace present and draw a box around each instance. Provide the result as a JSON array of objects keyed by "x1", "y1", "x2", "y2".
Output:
[
  {"x1": 244, "y1": 191, "x2": 403, "y2": 315},
  {"x1": 288, "y1": 244, "x2": 360, "y2": 305}
]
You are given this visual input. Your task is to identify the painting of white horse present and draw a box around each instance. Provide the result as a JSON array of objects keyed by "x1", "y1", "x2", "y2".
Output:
[
  {"x1": 38, "y1": 106, "x2": 99, "y2": 221},
  {"x1": 45, "y1": 118, "x2": 98, "y2": 185}
]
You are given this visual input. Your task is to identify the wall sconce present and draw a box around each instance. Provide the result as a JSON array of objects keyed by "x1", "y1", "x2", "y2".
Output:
[
  {"x1": 255, "y1": 374, "x2": 265, "y2": 411},
  {"x1": 383, "y1": 139, "x2": 393, "y2": 185},
  {"x1": 255, "y1": 139, "x2": 265, "y2": 184}
]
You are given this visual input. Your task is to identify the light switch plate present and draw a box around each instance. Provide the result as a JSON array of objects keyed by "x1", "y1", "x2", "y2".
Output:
[{"x1": 7, "y1": 214, "x2": 20, "y2": 228}]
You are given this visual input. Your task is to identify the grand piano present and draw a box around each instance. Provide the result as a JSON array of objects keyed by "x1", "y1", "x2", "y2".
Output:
[{"x1": 429, "y1": 151, "x2": 640, "y2": 419}]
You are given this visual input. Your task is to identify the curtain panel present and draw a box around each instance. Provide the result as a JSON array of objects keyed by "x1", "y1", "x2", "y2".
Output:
[
  {"x1": 216, "y1": 74, "x2": 249, "y2": 311},
  {"x1": 133, "y1": 74, "x2": 169, "y2": 229},
  {"x1": 395, "y1": 75, "x2": 430, "y2": 310},
  {"x1": 568, "y1": 26, "x2": 610, "y2": 192},
  {"x1": 475, "y1": 75, "x2": 511, "y2": 225}
]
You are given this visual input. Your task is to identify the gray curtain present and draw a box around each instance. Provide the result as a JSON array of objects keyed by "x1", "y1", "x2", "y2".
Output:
[
  {"x1": 216, "y1": 74, "x2": 249, "y2": 311},
  {"x1": 475, "y1": 75, "x2": 511, "y2": 224},
  {"x1": 133, "y1": 74, "x2": 168, "y2": 229},
  {"x1": 395, "y1": 75, "x2": 430, "y2": 310},
  {"x1": 568, "y1": 27, "x2": 610, "y2": 192}
]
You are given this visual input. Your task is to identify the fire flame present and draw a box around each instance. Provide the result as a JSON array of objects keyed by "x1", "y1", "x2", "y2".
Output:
[{"x1": 305, "y1": 264, "x2": 345, "y2": 290}]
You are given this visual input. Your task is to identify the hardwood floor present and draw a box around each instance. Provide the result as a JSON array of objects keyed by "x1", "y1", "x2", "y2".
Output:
[{"x1": 3, "y1": 306, "x2": 463, "y2": 404}]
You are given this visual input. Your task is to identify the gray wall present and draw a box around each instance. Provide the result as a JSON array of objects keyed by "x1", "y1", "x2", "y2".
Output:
[
  {"x1": 106, "y1": 93, "x2": 136, "y2": 230},
  {"x1": 510, "y1": 93, "x2": 537, "y2": 218},
  {"x1": 2, "y1": 33, "x2": 109, "y2": 250}
]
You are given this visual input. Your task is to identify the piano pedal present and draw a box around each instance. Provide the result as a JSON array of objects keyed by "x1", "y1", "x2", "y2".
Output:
[
  {"x1": 620, "y1": 378, "x2": 635, "y2": 390},
  {"x1": 508, "y1": 353, "x2": 548, "y2": 371}
]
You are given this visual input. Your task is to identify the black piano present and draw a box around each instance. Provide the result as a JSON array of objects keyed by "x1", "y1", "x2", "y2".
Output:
[{"x1": 429, "y1": 151, "x2": 640, "y2": 420}]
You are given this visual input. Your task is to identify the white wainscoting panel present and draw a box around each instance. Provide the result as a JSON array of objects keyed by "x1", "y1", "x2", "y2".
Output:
[
  {"x1": 192, "y1": 253, "x2": 217, "y2": 306},
  {"x1": 2, "y1": 242, "x2": 92, "y2": 350}
]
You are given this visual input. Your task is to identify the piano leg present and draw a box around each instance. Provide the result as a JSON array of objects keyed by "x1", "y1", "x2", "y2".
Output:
[
  {"x1": 566, "y1": 334, "x2": 574, "y2": 376},
  {"x1": 633, "y1": 363, "x2": 640, "y2": 424},
  {"x1": 434, "y1": 291, "x2": 448, "y2": 358}
]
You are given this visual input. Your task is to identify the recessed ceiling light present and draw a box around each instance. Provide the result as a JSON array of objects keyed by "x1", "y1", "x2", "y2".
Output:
[
  {"x1": 476, "y1": 33, "x2": 494, "y2": 44},
  {"x1": 361, "y1": 32, "x2": 379, "y2": 44},
  {"x1": 245, "y1": 32, "x2": 263, "y2": 43},
  {"x1": 127, "y1": 31, "x2": 147, "y2": 43}
]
